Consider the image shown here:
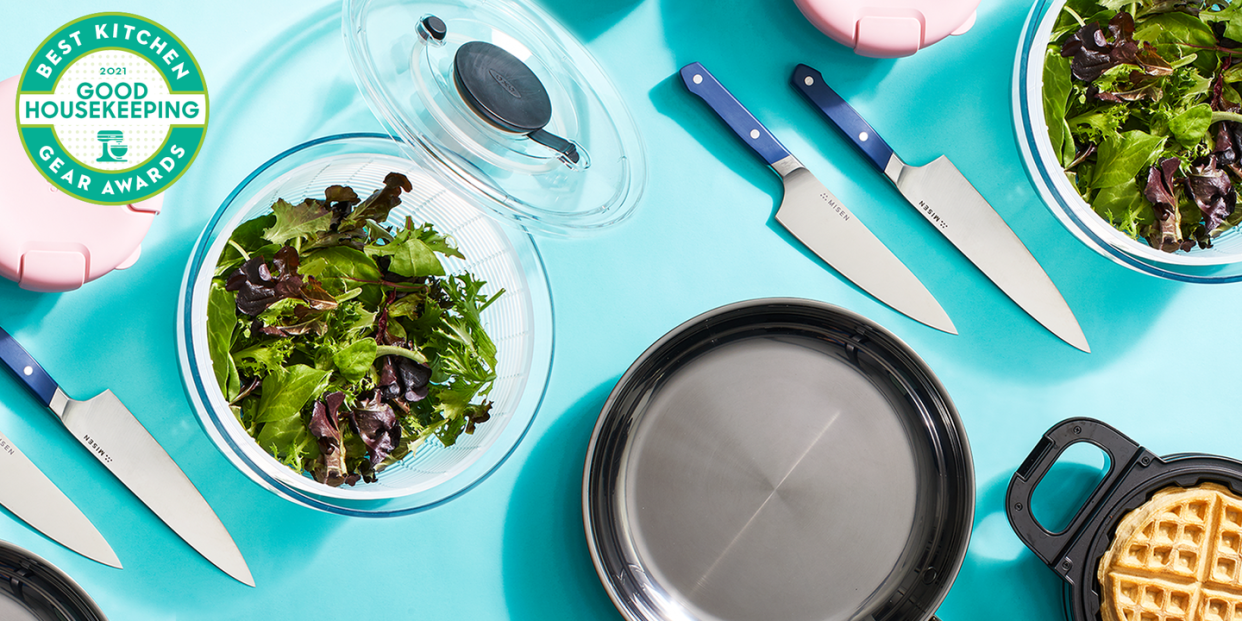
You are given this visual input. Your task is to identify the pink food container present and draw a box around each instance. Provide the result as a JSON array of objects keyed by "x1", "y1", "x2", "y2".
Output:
[
  {"x1": 0, "y1": 76, "x2": 161, "y2": 292},
  {"x1": 795, "y1": 0, "x2": 981, "y2": 58}
]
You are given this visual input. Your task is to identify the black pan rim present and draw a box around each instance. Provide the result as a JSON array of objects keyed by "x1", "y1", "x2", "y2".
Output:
[
  {"x1": 0, "y1": 540, "x2": 107, "y2": 621},
  {"x1": 581, "y1": 297, "x2": 974, "y2": 621}
]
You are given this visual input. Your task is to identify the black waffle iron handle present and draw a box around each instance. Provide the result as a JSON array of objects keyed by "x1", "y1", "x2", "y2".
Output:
[{"x1": 1006, "y1": 418, "x2": 1148, "y2": 571}]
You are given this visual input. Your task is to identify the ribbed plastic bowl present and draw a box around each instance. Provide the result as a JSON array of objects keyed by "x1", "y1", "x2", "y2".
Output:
[
  {"x1": 1015, "y1": 0, "x2": 1242, "y2": 283},
  {"x1": 176, "y1": 133, "x2": 553, "y2": 516}
]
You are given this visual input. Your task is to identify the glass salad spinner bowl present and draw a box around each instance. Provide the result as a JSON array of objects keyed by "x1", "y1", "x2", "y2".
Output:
[
  {"x1": 178, "y1": 0, "x2": 648, "y2": 515},
  {"x1": 177, "y1": 134, "x2": 553, "y2": 516},
  {"x1": 1015, "y1": 0, "x2": 1242, "y2": 283}
]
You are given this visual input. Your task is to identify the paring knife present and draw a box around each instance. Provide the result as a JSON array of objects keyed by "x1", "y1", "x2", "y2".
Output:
[
  {"x1": 791, "y1": 64, "x2": 1089, "y2": 352},
  {"x1": 679, "y1": 62, "x2": 956, "y2": 334},
  {"x1": 0, "y1": 326, "x2": 254, "y2": 586},
  {"x1": 0, "y1": 428, "x2": 120, "y2": 568}
]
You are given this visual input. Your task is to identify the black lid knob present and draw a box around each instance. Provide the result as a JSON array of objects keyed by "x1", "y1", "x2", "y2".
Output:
[
  {"x1": 420, "y1": 15, "x2": 447, "y2": 42},
  {"x1": 453, "y1": 41, "x2": 552, "y2": 133}
]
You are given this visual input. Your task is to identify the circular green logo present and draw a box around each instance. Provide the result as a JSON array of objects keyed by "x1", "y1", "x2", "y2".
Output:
[{"x1": 15, "y1": 13, "x2": 208, "y2": 205}]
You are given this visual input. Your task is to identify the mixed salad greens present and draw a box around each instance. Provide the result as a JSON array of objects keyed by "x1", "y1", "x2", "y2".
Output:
[
  {"x1": 1045, "y1": 0, "x2": 1242, "y2": 252},
  {"x1": 206, "y1": 172, "x2": 503, "y2": 487}
]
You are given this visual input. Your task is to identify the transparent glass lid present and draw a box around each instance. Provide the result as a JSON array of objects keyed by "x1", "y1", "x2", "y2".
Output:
[{"x1": 343, "y1": 0, "x2": 646, "y2": 235}]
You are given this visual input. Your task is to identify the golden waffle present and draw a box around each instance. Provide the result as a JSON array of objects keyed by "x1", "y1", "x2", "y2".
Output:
[{"x1": 1098, "y1": 483, "x2": 1242, "y2": 621}]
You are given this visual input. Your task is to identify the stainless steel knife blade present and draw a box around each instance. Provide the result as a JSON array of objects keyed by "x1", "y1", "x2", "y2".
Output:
[
  {"x1": 0, "y1": 326, "x2": 253, "y2": 587},
  {"x1": 774, "y1": 160, "x2": 957, "y2": 334},
  {"x1": 791, "y1": 63, "x2": 1087, "y2": 351},
  {"x1": 51, "y1": 388, "x2": 255, "y2": 587},
  {"x1": 679, "y1": 62, "x2": 956, "y2": 334},
  {"x1": 884, "y1": 155, "x2": 1089, "y2": 352},
  {"x1": 0, "y1": 429, "x2": 120, "y2": 568}
]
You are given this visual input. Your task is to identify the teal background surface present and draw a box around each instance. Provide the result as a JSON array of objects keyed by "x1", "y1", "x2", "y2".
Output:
[{"x1": 0, "y1": 0, "x2": 1238, "y2": 619}]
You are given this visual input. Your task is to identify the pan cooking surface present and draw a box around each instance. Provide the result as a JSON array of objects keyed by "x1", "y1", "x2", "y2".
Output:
[
  {"x1": 585, "y1": 300, "x2": 973, "y2": 621},
  {"x1": 625, "y1": 335, "x2": 918, "y2": 620}
]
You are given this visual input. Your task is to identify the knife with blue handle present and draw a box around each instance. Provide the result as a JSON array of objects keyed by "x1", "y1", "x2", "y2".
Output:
[
  {"x1": 680, "y1": 62, "x2": 955, "y2": 334},
  {"x1": 791, "y1": 63, "x2": 1089, "y2": 352},
  {"x1": 0, "y1": 326, "x2": 254, "y2": 586}
]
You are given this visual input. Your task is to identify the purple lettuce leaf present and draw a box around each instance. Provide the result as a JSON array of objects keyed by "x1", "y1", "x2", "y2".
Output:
[
  {"x1": 1186, "y1": 157, "x2": 1237, "y2": 232},
  {"x1": 224, "y1": 246, "x2": 304, "y2": 316},
  {"x1": 308, "y1": 392, "x2": 350, "y2": 486},
  {"x1": 1061, "y1": 13, "x2": 1139, "y2": 82},
  {"x1": 1144, "y1": 158, "x2": 1185, "y2": 252},
  {"x1": 347, "y1": 391, "x2": 401, "y2": 466},
  {"x1": 348, "y1": 172, "x2": 413, "y2": 224},
  {"x1": 378, "y1": 355, "x2": 432, "y2": 404}
]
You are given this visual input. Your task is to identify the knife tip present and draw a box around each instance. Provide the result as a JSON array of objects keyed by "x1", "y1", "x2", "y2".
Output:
[
  {"x1": 223, "y1": 556, "x2": 255, "y2": 587},
  {"x1": 90, "y1": 547, "x2": 122, "y2": 569},
  {"x1": 228, "y1": 564, "x2": 256, "y2": 588},
  {"x1": 923, "y1": 312, "x2": 957, "y2": 335},
  {"x1": 1043, "y1": 318, "x2": 1090, "y2": 353}
]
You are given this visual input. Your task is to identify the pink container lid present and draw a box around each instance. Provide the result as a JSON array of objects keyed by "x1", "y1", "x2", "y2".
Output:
[
  {"x1": 794, "y1": 0, "x2": 980, "y2": 58},
  {"x1": 1, "y1": 76, "x2": 160, "y2": 293}
]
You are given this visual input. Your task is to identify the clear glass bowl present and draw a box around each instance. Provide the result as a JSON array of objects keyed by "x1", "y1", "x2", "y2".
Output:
[
  {"x1": 1014, "y1": 0, "x2": 1242, "y2": 283},
  {"x1": 176, "y1": 133, "x2": 553, "y2": 516}
]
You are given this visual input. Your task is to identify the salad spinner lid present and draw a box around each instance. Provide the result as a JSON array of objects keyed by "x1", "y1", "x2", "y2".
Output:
[
  {"x1": 793, "y1": 0, "x2": 980, "y2": 58},
  {"x1": 343, "y1": 0, "x2": 646, "y2": 235},
  {"x1": 0, "y1": 76, "x2": 161, "y2": 293}
]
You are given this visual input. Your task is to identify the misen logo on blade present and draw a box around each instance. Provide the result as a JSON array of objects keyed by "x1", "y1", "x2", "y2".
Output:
[
  {"x1": 917, "y1": 200, "x2": 949, "y2": 230},
  {"x1": 820, "y1": 192, "x2": 851, "y2": 221},
  {"x1": 82, "y1": 434, "x2": 114, "y2": 464}
]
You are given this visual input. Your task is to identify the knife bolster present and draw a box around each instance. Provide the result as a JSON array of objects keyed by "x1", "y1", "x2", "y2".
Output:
[
  {"x1": 49, "y1": 388, "x2": 69, "y2": 418},
  {"x1": 772, "y1": 155, "x2": 804, "y2": 179},
  {"x1": 883, "y1": 155, "x2": 905, "y2": 184}
]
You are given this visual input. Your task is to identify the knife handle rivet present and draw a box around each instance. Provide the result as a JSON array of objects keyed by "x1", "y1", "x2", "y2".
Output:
[
  {"x1": 22, "y1": 366, "x2": 31, "y2": 376},
  {"x1": 750, "y1": 129, "x2": 760, "y2": 139},
  {"x1": 804, "y1": 76, "x2": 814, "y2": 86},
  {"x1": 693, "y1": 74, "x2": 703, "y2": 85},
  {"x1": 859, "y1": 132, "x2": 869, "y2": 142}
]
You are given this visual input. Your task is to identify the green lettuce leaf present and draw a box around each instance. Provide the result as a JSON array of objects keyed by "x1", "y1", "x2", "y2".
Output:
[
  {"x1": 332, "y1": 338, "x2": 377, "y2": 383},
  {"x1": 1201, "y1": 2, "x2": 1242, "y2": 43},
  {"x1": 1091, "y1": 179, "x2": 1157, "y2": 237},
  {"x1": 254, "y1": 364, "x2": 332, "y2": 424},
  {"x1": 1168, "y1": 103, "x2": 1213, "y2": 147},
  {"x1": 1044, "y1": 50, "x2": 1076, "y2": 166},
  {"x1": 1091, "y1": 130, "x2": 1167, "y2": 188},
  {"x1": 364, "y1": 227, "x2": 444, "y2": 278},
  {"x1": 207, "y1": 283, "x2": 241, "y2": 401},
  {"x1": 264, "y1": 199, "x2": 333, "y2": 246}
]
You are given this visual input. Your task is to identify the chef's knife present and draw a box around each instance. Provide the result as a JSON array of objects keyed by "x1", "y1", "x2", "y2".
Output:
[
  {"x1": 0, "y1": 428, "x2": 120, "y2": 568},
  {"x1": 791, "y1": 64, "x2": 1089, "y2": 352},
  {"x1": 679, "y1": 62, "x2": 956, "y2": 334},
  {"x1": 0, "y1": 326, "x2": 254, "y2": 586}
]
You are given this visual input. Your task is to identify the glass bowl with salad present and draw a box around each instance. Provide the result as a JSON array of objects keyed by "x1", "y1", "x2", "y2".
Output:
[
  {"x1": 1016, "y1": 0, "x2": 1242, "y2": 282},
  {"x1": 176, "y1": 133, "x2": 552, "y2": 516}
]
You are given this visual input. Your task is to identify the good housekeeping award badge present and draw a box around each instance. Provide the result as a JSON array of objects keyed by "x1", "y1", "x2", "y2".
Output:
[{"x1": 14, "y1": 13, "x2": 207, "y2": 205}]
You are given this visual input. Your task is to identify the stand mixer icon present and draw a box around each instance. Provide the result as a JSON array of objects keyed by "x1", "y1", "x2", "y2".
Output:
[{"x1": 96, "y1": 130, "x2": 129, "y2": 163}]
